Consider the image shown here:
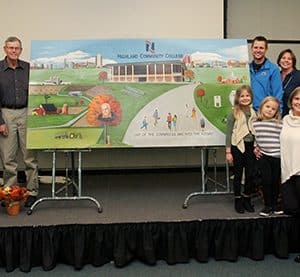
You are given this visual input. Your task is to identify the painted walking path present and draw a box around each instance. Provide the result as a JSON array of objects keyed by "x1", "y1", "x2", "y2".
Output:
[{"x1": 123, "y1": 84, "x2": 225, "y2": 147}]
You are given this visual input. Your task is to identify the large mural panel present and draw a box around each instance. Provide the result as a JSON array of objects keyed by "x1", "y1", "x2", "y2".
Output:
[{"x1": 27, "y1": 39, "x2": 250, "y2": 149}]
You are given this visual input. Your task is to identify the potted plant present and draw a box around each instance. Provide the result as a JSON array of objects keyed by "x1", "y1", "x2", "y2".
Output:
[{"x1": 0, "y1": 185, "x2": 28, "y2": 215}]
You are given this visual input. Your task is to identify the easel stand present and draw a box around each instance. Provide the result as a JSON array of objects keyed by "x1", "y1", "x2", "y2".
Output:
[
  {"x1": 27, "y1": 149, "x2": 102, "y2": 215},
  {"x1": 182, "y1": 147, "x2": 231, "y2": 209}
]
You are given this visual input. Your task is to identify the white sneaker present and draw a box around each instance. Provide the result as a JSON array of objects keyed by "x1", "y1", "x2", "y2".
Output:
[
  {"x1": 259, "y1": 207, "x2": 272, "y2": 217},
  {"x1": 273, "y1": 209, "x2": 284, "y2": 215}
]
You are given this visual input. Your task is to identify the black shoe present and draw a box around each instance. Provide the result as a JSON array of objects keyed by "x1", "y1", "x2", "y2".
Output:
[
  {"x1": 25, "y1": 196, "x2": 37, "y2": 207},
  {"x1": 243, "y1": 196, "x2": 255, "y2": 213},
  {"x1": 234, "y1": 197, "x2": 244, "y2": 214},
  {"x1": 1, "y1": 200, "x2": 6, "y2": 207},
  {"x1": 294, "y1": 254, "x2": 300, "y2": 263},
  {"x1": 259, "y1": 206, "x2": 272, "y2": 217}
]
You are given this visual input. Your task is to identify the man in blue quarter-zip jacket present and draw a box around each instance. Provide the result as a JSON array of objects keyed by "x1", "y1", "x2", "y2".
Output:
[{"x1": 249, "y1": 36, "x2": 283, "y2": 111}]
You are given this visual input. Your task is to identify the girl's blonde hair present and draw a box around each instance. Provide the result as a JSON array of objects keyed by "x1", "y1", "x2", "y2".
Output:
[
  {"x1": 257, "y1": 96, "x2": 281, "y2": 122},
  {"x1": 233, "y1": 85, "x2": 253, "y2": 119}
]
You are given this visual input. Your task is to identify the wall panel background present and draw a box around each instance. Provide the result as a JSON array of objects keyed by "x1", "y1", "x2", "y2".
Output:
[
  {"x1": 226, "y1": 0, "x2": 300, "y2": 63},
  {"x1": 0, "y1": 0, "x2": 224, "y2": 169}
]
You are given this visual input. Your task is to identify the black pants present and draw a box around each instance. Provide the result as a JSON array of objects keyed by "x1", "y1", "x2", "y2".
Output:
[
  {"x1": 282, "y1": 175, "x2": 300, "y2": 214},
  {"x1": 257, "y1": 154, "x2": 280, "y2": 209},
  {"x1": 231, "y1": 142, "x2": 255, "y2": 196}
]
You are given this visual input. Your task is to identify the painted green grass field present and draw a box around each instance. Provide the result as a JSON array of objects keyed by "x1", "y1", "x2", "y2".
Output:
[
  {"x1": 30, "y1": 68, "x2": 102, "y2": 85},
  {"x1": 26, "y1": 127, "x2": 103, "y2": 149},
  {"x1": 192, "y1": 67, "x2": 249, "y2": 83},
  {"x1": 29, "y1": 68, "x2": 183, "y2": 147},
  {"x1": 192, "y1": 67, "x2": 250, "y2": 133},
  {"x1": 28, "y1": 66, "x2": 250, "y2": 148},
  {"x1": 29, "y1": 95, "x2": 89, "y2": 109},
  {"x1": 194, "y1": 83, "x2": 241, "y2": 133}
]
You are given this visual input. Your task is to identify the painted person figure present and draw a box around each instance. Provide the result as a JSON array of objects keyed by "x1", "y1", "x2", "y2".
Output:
[
  {"x1": 200, "y1": 117, "x2": 205, "y2": 131},
  {"x1": 140, "y1": 116, "x2": 148, "y2": 130},
  {"x1": 167, "y1": 112, "x2": 172, "y2": 130},
  {"x1": 172, "y1": 114, "x2": 177, "y2": 131},
  {"x1": 98, "y1": 102, "x2": 115, "y2": 144},
  {"x1": 153, "y1": 108, "x2": 160, "y2": 127}
]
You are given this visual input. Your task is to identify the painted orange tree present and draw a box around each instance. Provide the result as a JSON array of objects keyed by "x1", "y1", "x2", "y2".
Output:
[
  {"x1": 98, "y1": 71, "x2": 108, "y2": 83},
  {"x1": 184, "y1": 69, "x2": 195, "y2": 82},
  {"x1": 86, "y1": 94, "x2": 122, "y2": 144},
  {"x1": 196, "y1": 87, "x2": 206, "y2": 102}
]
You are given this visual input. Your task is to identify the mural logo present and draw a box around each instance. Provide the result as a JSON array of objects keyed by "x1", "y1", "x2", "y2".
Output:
[{"x1": 145, "y1": 40, "x2": 155, "y2": 53}]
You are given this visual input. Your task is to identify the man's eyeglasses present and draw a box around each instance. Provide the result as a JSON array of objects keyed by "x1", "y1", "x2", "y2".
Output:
[{"x1": 5, "y1": 46, "x2": 22, "y2": 51}]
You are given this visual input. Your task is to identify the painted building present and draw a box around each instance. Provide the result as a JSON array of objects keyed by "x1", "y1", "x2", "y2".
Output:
[{"x1": 105, "y1": 60, "x2": 185, "y2": 83}]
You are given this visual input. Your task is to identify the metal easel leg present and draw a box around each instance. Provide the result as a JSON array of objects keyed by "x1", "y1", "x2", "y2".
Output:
[
  {"x1": 182, "y1": 148, "x2": 205, "y2": 208},
  {"x1": 27, "y1": 150, "x2": 103, "y2": 215},
  {"x1": 182, "y1": 147, "x2": 231, "y2": 209},
  {"x1": 205, "y1": 149, "x2": 227, "y2": 191}
]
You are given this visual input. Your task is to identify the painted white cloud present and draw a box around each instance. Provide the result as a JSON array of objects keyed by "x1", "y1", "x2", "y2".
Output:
[
  {"x1": 84, "y1": 57, "x2": 117, "y2": 65},
  {"x1": 190, "y1": 52, "x2": 225, "y2": 62},
  {"x1": 102, "y1": 59, "x2": 117, "y2": 65},
  {"x1": 220, "y1": 45, "x2": 249, "y2": 62},
  {"x1": 189, "y1": 45, "x2": 249, "y2": 64},
  {"x1": 31, "y1": 50, "x2": 88, "y2": 64},
  {"x1": 31, "y1": 50, "x2": 117, "y2": 66}
]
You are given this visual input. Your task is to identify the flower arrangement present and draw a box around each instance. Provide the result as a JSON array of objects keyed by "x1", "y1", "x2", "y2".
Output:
[{"x1": 0, "y1": 185, "x2": 28, "y2": 207}]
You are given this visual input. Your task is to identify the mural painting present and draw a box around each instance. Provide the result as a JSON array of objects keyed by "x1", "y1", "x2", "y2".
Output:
[{"x1": 27, "y1": 39, "x2": 250, "y2": 149}]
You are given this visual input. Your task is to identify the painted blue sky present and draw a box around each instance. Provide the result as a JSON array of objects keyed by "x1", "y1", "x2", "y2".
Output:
[{"x1": 30, "y1": 39, "x2": 249, "y2": 65}]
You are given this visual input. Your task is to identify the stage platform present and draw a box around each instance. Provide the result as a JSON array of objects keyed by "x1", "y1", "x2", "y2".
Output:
[{"x1": 0, "y1": 169, "x2": 299, "y2": 272}]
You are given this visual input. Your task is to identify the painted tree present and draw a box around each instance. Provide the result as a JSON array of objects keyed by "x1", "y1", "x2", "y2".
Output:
[
  {"x1": 98, "y1": 71, "x2": 108, "y2": 83},
  {"x1": 184, "y1": 69, "x2": 195, "y2": 82},
  {"x1": 196, "y1": 88, "x2": 206, "y2": 102}
]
